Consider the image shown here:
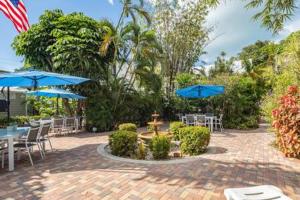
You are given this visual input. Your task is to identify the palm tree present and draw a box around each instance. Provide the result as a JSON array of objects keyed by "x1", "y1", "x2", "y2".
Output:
[{"x1": 117, "y1": 0, "x2": 151, "y2": 29}]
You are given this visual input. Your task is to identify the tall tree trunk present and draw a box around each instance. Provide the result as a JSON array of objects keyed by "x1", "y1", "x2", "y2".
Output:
[{"x1": 62, "y1": 99, "x2": 74, "y2": 116}]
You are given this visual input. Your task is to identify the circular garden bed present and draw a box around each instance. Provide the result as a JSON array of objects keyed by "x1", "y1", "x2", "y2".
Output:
[{"x1": 98, "y1": 122, "x2": 211, "y2": 163}]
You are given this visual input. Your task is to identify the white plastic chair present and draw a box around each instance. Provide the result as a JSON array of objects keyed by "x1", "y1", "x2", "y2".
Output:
[
  {"x1": 0, "y1": 141, "x2": 6, "y2": 168},
  {"x1": 38, "y1": 123, "x2": 53, "y2": 157},
  {"x1": 185, "y1": 114, "x2": 195, "y2": 126},
  {"x1": 64, "y1": 117, "x2": 76, "y2": 134},
  {"x1": 224, "y1": 185, "x2": 292, "y2": 200},
  {"x1": 214, "y1": 114, "x2": 224, "y2": 132},
  {"x1": 52, "y1": 118, "x2": 64, "y2": 135},
  {"x1": 14, "y1": 127, "x2": 42, "y2": 166},
  {"x1": 195, "y1": 115, "x2": 206, "y2": 126}
]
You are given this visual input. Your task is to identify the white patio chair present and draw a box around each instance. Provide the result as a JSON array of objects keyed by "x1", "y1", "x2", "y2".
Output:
[
  {"x1": 214, "y1": 114, "x2": 224, "y2": 132},
  {"x1": 14, "y1": 127, "x2": 43, "y2": 166},
  {"x1": 224, "y1": 185, "x2": 292, "y2": 200},
  {"x1": 181, "y1": 116, "x2": 186, "y2": 124},
  {"x1": 38, "y1": 123, "x2": 53, "y2": 157},
  {"x1": 0, "y1": 141, "x2": 6, "y2": 168},
  {"x1": 52, "y1": 118, "x2": 64, "y2": 135},
  {"x1": 185, "y1": 114, "x2": 195, "y2": 126},
  {"x1": 195, "y1": 115, "x2": 206, "y2": 126},
  {"x1": 64, "y1": 117, "x2": 76, "y2": 134}
]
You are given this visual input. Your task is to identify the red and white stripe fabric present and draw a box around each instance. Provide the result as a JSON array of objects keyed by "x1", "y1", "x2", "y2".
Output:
[{"x1": 0, "y1": 0, "x2": 29, "y2": 32}]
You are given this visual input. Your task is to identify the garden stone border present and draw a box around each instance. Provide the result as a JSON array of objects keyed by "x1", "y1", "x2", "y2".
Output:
[{"x1": 97, "y1": 143, "x2": 203, "y2": 165}]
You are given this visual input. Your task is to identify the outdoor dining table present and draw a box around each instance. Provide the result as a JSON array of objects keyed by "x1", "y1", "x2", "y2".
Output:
[
  {"x1": 0, "y1": 127, "x2": 29, "y2": 171},
  {"x1": 182, "y1": 115, "x2": 216, "y2": 133}
]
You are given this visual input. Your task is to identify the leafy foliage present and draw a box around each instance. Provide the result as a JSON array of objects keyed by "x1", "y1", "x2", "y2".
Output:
[
  {"x1": 136, "y1": 142, "x2": 147, "y2": 160},
  {"x1": 206, "y1": 0, "x2": 296, "y2": 33},
  {"x1": 13, "y1": 8, "x2": 162, "y2": 131},
  {"x1": 118, "y1": 123, "x2": 137, "y2": 132},
  {"x1": 179, "y1": 126, "x2": 210, "y2": 155},
  {"x1": 150, "y1": 135, "x2": 171, "y2": 160},
  {"x1": 175, "y1": 73, "x2": 198, "y2": 89},
  {"x1": 0, "y1": 115, "x2": 44, "y2": 127},
  {"x1": 109, "y1": 130, "x2": 138, "y2": 157},
  {"x1": 272, "y1": 86, "x2": 300, "y2": 158},
  {"x1": 170, "y1": 121, "x2": 186, "y2": 141},
  {"x1": 209, "y1": 51, "x2": 234, "y2": 78},
  {"x1": 261, "y1": 31, "x2": 300, "y2": 122},
  {"x1": 208, "y1": 75, "x2": 262, "y2": 129},
  {"x1": 153, "y1": 0, "x2": 211, "y2": 97}
]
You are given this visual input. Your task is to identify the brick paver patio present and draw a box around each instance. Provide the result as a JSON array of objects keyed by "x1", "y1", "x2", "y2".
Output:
[{"x1": 0, "y1": 125, "x2": 299, "y2": 200}]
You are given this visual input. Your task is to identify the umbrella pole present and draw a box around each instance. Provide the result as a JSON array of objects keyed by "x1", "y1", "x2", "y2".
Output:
[
  {"x1": 56, "y1": 97, "x2": 59, "y2": 116},
  {"x1": 7, "y1": 87, "x2": 10, "y2": 122}
]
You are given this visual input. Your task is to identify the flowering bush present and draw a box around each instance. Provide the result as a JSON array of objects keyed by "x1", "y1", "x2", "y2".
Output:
[{"x1": 272, "y1": 85, "x2": 300, "y2": 158}]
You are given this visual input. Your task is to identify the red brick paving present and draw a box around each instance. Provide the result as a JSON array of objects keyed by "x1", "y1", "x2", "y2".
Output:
[{"x1": 0, "y1": 125, "x2": 299, "y2": 200}]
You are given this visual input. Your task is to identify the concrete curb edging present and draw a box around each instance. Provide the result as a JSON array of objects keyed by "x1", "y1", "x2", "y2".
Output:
[{"x1": 97, "y1": 143, "x2": 203, "y2": 165}]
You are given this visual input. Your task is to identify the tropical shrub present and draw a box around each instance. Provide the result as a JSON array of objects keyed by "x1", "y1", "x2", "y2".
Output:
[
  {"x1": 170, "y1": 121, "x2": 186, "y2": 140},
  {"x1": 136, "y1": 142, "x2": 147, "y2": 160},
  {"x1": 179, "y1": 126, "x2": 210, "y2": 155},
  {"x1": 119, "y1": 123, "x2": 137, "y2": 132},
  {"x1": 0, "y1": 115, "x2": 44, "y2": 127},
  {"x1": 150, "y1": 135, "x2": 171, "y2": 160},
  {"x1": 261, "y1": 70, "x2": 299, "y2": 123},
  {"x1": 109, "y1": 130, "x2": 138, "y2": 157},
  {"x1": 207, "y1": 75, "x2": 262, "y2": 129},
  {"x1": 272, "y1": 85, "x2": 300, "y2": 158}
]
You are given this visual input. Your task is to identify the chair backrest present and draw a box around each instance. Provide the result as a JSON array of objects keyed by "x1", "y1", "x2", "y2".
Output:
[
  {"x1": 186, "y1": 115, "x2": 195, "y2": 122},
  {"x1": 53, "y1": 118, "x2": 64, "y2": 127},
  {"x1": 65, "y1": 117, "x2": 75, "y2": 126},
  {"x1": 205, "y1": 113, "x2": 214, "y2": 117},
  {"x1": 196, "y1": 115, "x2": 206, "y2": 122},
  {"x1": 40, "y1": 123, "x2": 51, "y2": 137},
  {"x1": 27, "y1": 127, "x2": 40, "y2": 142},
  {"x1": 219, "y1": 114, "x2": 224, "y2": 120},
  {"x1": 29, "y1": 120, "x2": 40, "y2": 128}
]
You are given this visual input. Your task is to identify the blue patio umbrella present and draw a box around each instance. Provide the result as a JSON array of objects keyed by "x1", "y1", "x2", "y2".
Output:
[
  {"x1": 0, "y1": 70, "x2": 89, "y2": 88},
  {"x1": 27, "y1": 88, "x2": 86, "y2": 115},
  {"x1": 0, "y1": 70, "x2": 90, "y2": 119},
  {"x1": 176, "y1": 85, "x2": 225, "y2": 98},
  {"x1": 27, "y1": 88, "x2": 86, "y2": 99}
]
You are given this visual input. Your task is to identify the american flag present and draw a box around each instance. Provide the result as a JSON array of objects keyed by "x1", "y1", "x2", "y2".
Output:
[{"x1": 0, "y1": 0, "x2": 29, "y2": 32}]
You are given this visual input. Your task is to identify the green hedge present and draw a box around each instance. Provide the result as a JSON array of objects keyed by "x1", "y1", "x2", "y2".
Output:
[
  {"x1": 109, "y1": 130, "x2": 137, "y2": 157},
  {"x1": 0, "y1": 115, "x2": 44, "y2": 128},
  {"x1": 170, "y1": 121, "x2": 186, "y2": 140},
  {"x1": 150, "y1": 135, "x2": 171, "y2": 160},
  {"x1": 179, "y1": 126, "x2": 210, "y2": 155},
  {"x1": 136, "y1": 142, "x2": 147, "y2": 160},
  {"x1": 118, "y1": 123, "x2": 137, "y2": 132}
]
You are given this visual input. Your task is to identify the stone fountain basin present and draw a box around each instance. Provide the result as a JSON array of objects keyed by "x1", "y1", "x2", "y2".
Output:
[{"x1": 139, "y1": 131, "x2": 173, "y2": 142}]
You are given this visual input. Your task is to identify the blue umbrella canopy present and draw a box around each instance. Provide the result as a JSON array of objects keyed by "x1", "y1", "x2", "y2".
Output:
[
  {"x1": 27, "y1": 88, "x2": 86, "y2": 115},
  {"x1": 176, "y1": 85, "x2": 225, "y2": 98},
  {"x1": 0, "y1": 70, "x2": 89, "y2": 120},
  {"x1": 27, "y1": 88, "x2": 86, "y2": 99},
  {"x1": 0, "y1": 70, "x2": 89, "y2": 87}
]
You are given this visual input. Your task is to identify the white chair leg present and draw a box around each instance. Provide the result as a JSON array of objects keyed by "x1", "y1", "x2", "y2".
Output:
[
  {"x1": 1, "y1": 151, "x2": 4, "y2": 168},
  {"x1": 17, "y1": 148, "x2": 22, "y2": 160},
  {"x1": 27, "y1": 148, "x2": 34, "y2": 166},
  {"x1": 48, "y1": 138, "x2": 53, "y2": 152},
  {"x1": 37, "y1": 143, "x2": 44, "y2": 159}
]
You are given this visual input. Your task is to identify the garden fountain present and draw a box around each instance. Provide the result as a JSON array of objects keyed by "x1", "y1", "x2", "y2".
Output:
[{"x1": 139, "y1": 111, "x2": 173, "y2": 142}]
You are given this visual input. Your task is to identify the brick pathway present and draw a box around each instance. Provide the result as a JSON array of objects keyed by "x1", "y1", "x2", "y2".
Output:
[{"x1": 0, "y1": 125, "x2": 299, "y2": 200}]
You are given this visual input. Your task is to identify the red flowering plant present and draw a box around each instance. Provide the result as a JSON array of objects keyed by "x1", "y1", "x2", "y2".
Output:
[{"x1": 272, "y1": 85, "x2": 300, "y2": 158}]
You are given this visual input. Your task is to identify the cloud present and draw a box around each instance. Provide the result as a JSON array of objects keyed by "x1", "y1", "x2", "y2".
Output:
[
  {"x1": 148, "y1": 0, "x2": 300, "y2": 65},
  {"x1": 202, "y1": 1, "x2": 276, "y2": 63},
  {"x1": 107, "y1": 0, "x2": 114, "y2": 5},
  {"x1": 278, "y1": 18, "x2": 300, "y2": 38}
]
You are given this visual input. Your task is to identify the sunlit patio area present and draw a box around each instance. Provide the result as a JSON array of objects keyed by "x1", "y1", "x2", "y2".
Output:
[{"x1": 0, "y1": 125, "x2": 299, "y2": 200}]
